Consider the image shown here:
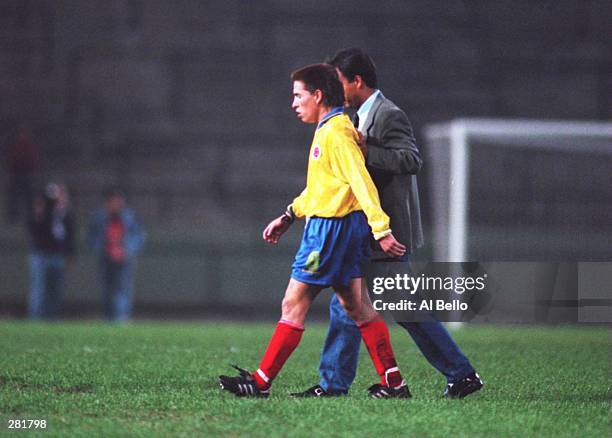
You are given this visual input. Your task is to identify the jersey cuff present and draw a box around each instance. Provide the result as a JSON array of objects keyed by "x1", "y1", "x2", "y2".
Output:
[
  {"x1": 373, "y1": 229, "x2": 392, "y2": 240},
  {"x1": 282, "y1": 205, "x2": 295, "y2": 224},
  {"x1": 287, "y1": 204, "x2": 299, "y2": 219}
]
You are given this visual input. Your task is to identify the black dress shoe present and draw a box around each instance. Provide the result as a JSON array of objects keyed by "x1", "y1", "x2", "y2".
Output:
[
  {"x1": 290, "y1": 384, "x2": 342, "y2": 397},
  {"x1": 444, "y1": 372, "x2": 484, "y2": 399}
]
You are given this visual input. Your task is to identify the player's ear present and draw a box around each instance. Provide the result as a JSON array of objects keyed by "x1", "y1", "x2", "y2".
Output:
[{"x1": 313, "y1": 89, "x2": 324, "y2": 104}]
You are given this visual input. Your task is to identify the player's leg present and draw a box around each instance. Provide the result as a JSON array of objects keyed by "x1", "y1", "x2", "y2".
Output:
[
  {"x1": 291, "y1": 213, "x2": 367, "y2": 397},
  {"x1": 333, "y1": 276, "x2": 383, "y2": 324},
  {"x1": 279, "y1": 277, "x2": 320, "y2": 325},
  {"x1": 333, "y1": 278, "x2": 410, "y2": 397},
  {"x1": 392, "y1": 261, "x2": 474, "y2": 383},
  {"x1": 251, "y1": 278, "x2": 321, "y2": 389},
  {"x1": 219, "y1": 278, "x2": 322, "y2": 397},
  {"x1": 382, "y1": 260, "x2": 482, "y2": 397}
]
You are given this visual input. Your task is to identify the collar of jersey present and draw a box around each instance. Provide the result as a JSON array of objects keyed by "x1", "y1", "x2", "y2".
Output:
[{"x1": 316, "y1": 106, "x2": 345, "y2": 130}]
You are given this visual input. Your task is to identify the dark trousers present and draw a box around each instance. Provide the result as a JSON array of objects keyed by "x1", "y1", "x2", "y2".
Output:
[
  {"x1": 28, "y1": 252, "x2": 65, "y2": 319},
  {"x1": 101, "y1": 259, "x2": 134, "y2": 321}
]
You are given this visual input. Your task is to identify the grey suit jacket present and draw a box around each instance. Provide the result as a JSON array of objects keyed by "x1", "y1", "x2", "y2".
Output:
[{"x1": 361, "y1": 93, "x2": 424, "y2": 258}]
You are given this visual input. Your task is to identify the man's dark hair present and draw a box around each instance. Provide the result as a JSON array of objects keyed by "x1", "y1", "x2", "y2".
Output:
[
  {"x1": 327, "y1": 48, "x2": 378, "y2": 88},
  {"x1": 291, "y1": 63, "x2": 344, "y2": 107}
]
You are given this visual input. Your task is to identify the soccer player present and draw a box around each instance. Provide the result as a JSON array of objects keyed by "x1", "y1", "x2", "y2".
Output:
[
  {"x1": 218, "y1": 63, "x2": 410, "y2": 398},
  {"x1": 291, "y1": 48, "x2": 483, "y2": 399}
]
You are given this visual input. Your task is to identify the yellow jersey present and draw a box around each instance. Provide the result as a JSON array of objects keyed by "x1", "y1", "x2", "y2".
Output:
[{"x1": 290, "y1": 112, "x2": 391, "y2": 240}]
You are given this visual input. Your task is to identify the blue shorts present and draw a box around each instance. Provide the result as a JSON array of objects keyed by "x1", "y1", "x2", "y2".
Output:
[{"x1": 291, "y1": 211, "x2": 371, "y2": 288}]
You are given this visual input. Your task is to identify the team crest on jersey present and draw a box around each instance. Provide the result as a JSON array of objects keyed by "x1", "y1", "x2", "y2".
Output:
[{"x1": 311, "y1": 145, "x2": 321, "y2": 160}]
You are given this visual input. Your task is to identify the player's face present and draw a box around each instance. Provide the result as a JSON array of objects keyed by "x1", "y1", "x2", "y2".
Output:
[
  {"x1": 336, "y1": 69, "x2": 360, "y2": 109},
  {"x1": 292, "y1": 81, "x2": 319, "y2": 124}
]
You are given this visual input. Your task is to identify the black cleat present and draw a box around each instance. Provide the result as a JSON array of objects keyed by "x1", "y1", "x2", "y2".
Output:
[
  {"x1": 218, "y1": 365, "x2": 270, "y2": 398},
  {"x1": 290, "y1": 384, "x2": 342, "y2": 398},
  {"x1": 444, "y1": 372, "x2": 484, "y2": 399},
  {"x1": 367, "y1": 380, "x2": 412, "y2": 399}
]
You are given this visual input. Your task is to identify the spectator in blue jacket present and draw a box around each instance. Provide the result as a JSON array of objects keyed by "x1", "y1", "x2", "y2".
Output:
[
  {"x1": 88, "y1": 187, "x2": 144, "y2": 322},
  {"x1": 28, "y1": 183, "x2": 76, "y2": 319}
]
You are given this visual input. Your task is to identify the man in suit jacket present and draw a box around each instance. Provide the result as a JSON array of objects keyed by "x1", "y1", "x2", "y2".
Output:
[{"x1": 291, "y1": 48, "x2": 483, "y2": 399}]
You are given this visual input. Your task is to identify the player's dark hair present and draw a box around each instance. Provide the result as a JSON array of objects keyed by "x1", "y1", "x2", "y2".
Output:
[
  {"x1": 291, "y1": 63, "x2": 345, "y2": 108},
  {"x1": 327, "y1": 48, "x2": 378, "y2": 88}
]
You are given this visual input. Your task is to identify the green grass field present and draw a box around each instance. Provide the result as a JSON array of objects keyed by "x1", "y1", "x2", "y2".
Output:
[{"x1": 0, "y1": 321, "x2": 609, "y2": 437}]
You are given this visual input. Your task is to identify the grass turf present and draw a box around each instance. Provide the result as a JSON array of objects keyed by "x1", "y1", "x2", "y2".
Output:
[{"x1": 0, "y1": 321, "x2": 609, "y2": 437}]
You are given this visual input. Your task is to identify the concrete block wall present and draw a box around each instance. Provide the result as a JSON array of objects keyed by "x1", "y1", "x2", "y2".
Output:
[{"x1": 0, "y1": 0, "x2": 610, "y2": 234}]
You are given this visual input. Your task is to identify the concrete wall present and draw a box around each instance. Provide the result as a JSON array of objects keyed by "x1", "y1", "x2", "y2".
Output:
[
  {"x1": 1, "y1": 0, "x2": 609, "y2": 231},
  {"x1": 0, "y1": 1, "x2": 610, "y2": 318}
]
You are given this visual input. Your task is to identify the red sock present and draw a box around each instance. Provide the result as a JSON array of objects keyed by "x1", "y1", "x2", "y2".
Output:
[
  {"x1": 252, "y1": 319, "x2": 304, "y2": 390},
  {"x1": 358, "y1": 320, "x2": 403, "y2": 387}
]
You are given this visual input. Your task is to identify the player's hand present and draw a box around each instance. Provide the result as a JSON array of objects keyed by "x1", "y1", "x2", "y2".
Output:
[
  {"x1": 263, "y1": 215, "x2": 291, "y2": 244},
  {"x1": 378, "y1": 233, "x2": 406, "y2": 257},
  {"x1": 356, "y1": 131, "x2": 367, "y2": 156}
]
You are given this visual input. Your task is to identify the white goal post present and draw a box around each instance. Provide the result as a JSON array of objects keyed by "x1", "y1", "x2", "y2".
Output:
[{"x1": 423, "y1": 119, "x2": 612, "y2": 263}]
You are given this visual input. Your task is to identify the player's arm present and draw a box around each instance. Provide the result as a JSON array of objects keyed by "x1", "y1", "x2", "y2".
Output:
[
  {"x1": 331, "y1": 142, "x2": 406, "y2": 257},
  {"x1": 262, "y1": 211, "x2": 292, "y2": 244},
  {"x1": 364, "y1": 109, "x2": 422, "y2": 175},
  {"x1": 263, "y1": 188, "x2": 306, "y2": 244},
  {"x1": 288, "y1": 187, "x2": 308, "y2": 219}
]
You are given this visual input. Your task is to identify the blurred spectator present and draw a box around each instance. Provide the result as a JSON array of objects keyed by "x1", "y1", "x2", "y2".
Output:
[
  {"x1": 88, "y1": 187, "x2": 145, "y2": 322},
  {"x1": 5, "y1": 127, "x2": 43, "y2": 224},
  {"x1": 27, "y1": 183, "x2": 76, "y2": 319}
]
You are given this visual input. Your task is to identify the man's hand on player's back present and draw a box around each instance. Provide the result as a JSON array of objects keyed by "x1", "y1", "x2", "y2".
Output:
[{"x1": 378, "y1": 234, "x2": 406, "y2": 257}]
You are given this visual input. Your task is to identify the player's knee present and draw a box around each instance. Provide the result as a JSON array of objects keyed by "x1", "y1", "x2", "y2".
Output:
[
  {"x1": 281, "y1": 296, "x2": 299, "y2": 316},
  {"x1": 341, "y1": 301, "x2": 362, "y2": 321}
]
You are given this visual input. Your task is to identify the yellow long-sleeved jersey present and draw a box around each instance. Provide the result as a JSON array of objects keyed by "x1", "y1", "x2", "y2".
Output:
[{"x1": 290, "y1": 113, "x2": 391, "y2": 240}]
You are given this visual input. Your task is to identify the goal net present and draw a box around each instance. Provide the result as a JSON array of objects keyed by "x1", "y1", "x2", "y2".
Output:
[
  {"x1": 423, "y1": 118, "x2": 612, "y2": 263},
  {"x1": 422, "y1": 119, "x2": 612, "y2": 323}
]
